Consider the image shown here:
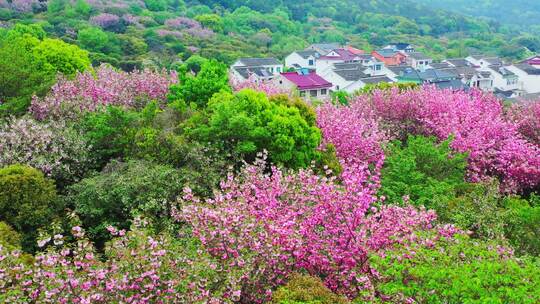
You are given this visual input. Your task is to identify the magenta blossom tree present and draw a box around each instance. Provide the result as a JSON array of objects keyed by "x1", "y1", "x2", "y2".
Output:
[
  {"x1": 179, "y1": 156, "x2": 445, "y2": 302},
  {"x1": 30, "y1": 64, "x2": 177, "y2": 120}
]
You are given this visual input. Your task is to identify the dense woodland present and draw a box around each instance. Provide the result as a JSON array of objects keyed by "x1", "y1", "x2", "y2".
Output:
[
  {"x1": 1, "y1": 0, "x2": 539, "y2": 72},
  {"x1": 1, "y1": 1, "x2": 540, "y2": 303}
]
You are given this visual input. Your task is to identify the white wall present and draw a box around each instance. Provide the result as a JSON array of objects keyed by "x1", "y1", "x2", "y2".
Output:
[{"x1": 507, "y1": 65, "x2": 540, "y2": 93}]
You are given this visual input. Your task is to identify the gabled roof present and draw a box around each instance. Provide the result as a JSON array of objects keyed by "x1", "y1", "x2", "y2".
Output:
[
  {"x1": 307, "y1": 43, "x2": 341, "y2": 54},
  {"x1": 374, "y1": 49, "x2": 403, "y2": 58},
  {"x1": 430, "y1": 62, "x2": 451, "y2": 69},
  {"x1": 319, "y1": 49, "x2": 361, "y2": 61},
  {"x1": 334, "y1": 69, "x2": 369, "y2": 81},
  {"x1": 483, "y1": 57, "x2": 504, "y2": 66},
  {"x1": 295, "y1": 50, "x2": 320, "y2": 59},
  {"x1": 400, "y1": 68, "x2": 457, "y2": 82},
  {"x1": 444, "y1": 58, "x2": 470, "y2": 67},
  {"x1": 333, "y1": 62, "x2": 363, "y2": 70},
  {"x1": 359, "y1": 76, "x2": 393, "y2": 84},
  {"x1": 434, "y1": 79, "x2": 469, "y2": 91},
  {"x1": 387, "y1": 65, "x2": 414, "y2": 75},
  {"x1": 489, "y1": 66, "x2": 516, "y2": 77},
  {"x1": 346, "y1": 46, "x2": 365, "y2": 55},
  {"x1": 407, "y1": 52, "x2": 432, "y2": 60},
  {"x1": 232, "y1": 66, "x2": 273, "y2": 79},
  {"x1": 514, "y1": 63, "x2": 540, "y2": 75},
  {"x1": 281, "y1": 71, "x2": 332, "y2": 90},
  {"x1": 478, "y1": 71, "x2": 492, "y2": 79},
  {"x1": 237, "y1": 57, "x2": 281, "y2": 67},
  {"x1": 386, "y1": 43, "x2": 413, "y2": 50}
]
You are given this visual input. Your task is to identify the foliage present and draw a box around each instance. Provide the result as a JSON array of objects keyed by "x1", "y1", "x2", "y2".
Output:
[
  {"x1": 370, "y1": 233, "x2": 540, "y2": 303},
  {"x1": 0, "y1": 165, "x2": 59, "y2": 252},
  {"x1": 357, "y1": 82, "x2": 418, "y2": 95},
  {"x1": 272, "y1": 273, "x2": 348, "y2": 304},
  {"x1": 380, "y1": 135, "x2": 468, "y2": 208},
  {"x1": 0, "y1": 222, "x2": 22, "y2": 252},
  {"x1": 168, "y1": 58, "x2": 230, "y2": 108},
  {"x1": 187, "y1": 89, "x2": 321, "y2": 168},
  {"x1": 0, "y1": 117, "x2": 93, "y2": 186},
  {"x1": 31, "y1": 38, "x2": 91, "y2": 77},
  {"x1": 503, "y1": 194, "x2": 540, "y2": 256},
  {"x1": 79, "y1": 106, "x2": 139, "y2": 167},
  {"x1": 68, "y1": 160, "x2": 185, "y2": 246}
]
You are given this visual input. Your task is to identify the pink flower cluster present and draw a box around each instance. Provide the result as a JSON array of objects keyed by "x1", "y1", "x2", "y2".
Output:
[
  {"x1": 90, "y1": 13, "x2": 121, "y2": 29},
  {"x1": 507, "y1": 100, "x2": 540, "y2": 146},
  {"x1": 162, "y1": 17, "x2": 215, "y2": 39},
  {"x1": 0, "y1": 228, "x2": 226, "y2": 303},
  {"x1": 318, "y1": 86, "x2": 540, "y2": 192},
  {"x1": 180, "y1": 157, "x2": 438, "y2": 301},
  {"x1": 30, "y1": 64, "x2": 178, "y2": 120}
]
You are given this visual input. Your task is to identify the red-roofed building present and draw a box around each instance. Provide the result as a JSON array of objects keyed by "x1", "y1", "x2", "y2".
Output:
[
  {"x1": 346, "y1": 46, "x2": 365, "y2": 55},
  {"x1": 522, "y1": 55, "x2": 540, "y2": 67},
  {"x1": 275, "y1": 71, "x2": 333, "y2": 99},
  {"x1": 371, "y1": 49, "x2": 407, "y2": 66}
]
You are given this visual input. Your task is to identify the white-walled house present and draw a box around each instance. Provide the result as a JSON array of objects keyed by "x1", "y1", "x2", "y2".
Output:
[
  {"x1": 230, "y1": 57, "x2": 283, "y2": 83},
  {"x1": 321, "y1": 64, "x2": 369, "y2": 92},
  {"x1": 232, "y1": 58, "x2": 283, "y2": 74},
  {"x1": 284, "y1": 50, "x2": 320, "y2": 70},
  {"x1": 230, "y1": 66, "x2": 275, "y2": 83},
  {"x1": 273, "y1": 71, "x2": 333, "y2": 100},
  {"x1": 469, "y1": 71, "x2": 494, "y2": 91},
  {"x1": 405, "y1": 52, "x2": 433, "y2": 70},
  {"x1": 506, "y1": 64, "x2": 540, "y2": 93},
  {"x1": 481, "y1": 66, "x2": 520, "y2": 92},
  {"x1": 315, "y1": 49, "x2": 363, "y2": 75},
  {"x1": 305, "y1": 43, "x2": 341, "y2": 56}
]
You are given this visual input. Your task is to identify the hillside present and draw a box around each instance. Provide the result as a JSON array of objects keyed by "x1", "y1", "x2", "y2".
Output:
[
  {"x1": 0, "y1": 0, "x2": 535, "y2": 70},
  {"x1": 416, "y1": 0, "x2": 540, "y2": 29}
]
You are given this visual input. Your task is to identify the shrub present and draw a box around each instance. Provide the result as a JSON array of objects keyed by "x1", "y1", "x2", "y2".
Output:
[
  {"x1": 0, "y1": 165, "x2": 59, "y2": 251},
  {"x1": 503, "y1": 194, "x2": 540, "y2": 256},
  {"x1": 0, "y1": 222, "x2": 22, "y2": 251},
  {"x1": 380, "y1": 135, "x2": 468, "y2": 208},
  {"x1": 69, "y1": 160, "x2": 184, "y2": 246},
  {"x1": 370, "y1": 234, "x2": 540, "y2": 303},
  {"x1": 187, "y1": 89, "x2": 322, "y2": 169},
  {"x1": 272, "y1": 274, "x2": 349, "y2": 304}
]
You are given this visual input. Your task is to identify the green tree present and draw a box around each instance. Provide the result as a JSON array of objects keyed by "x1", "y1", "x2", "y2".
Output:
[
  {"x1": 187, "y1": 89, "x2": 321, "y2": 168},
  {"x1": 168, "y1": 58, "x2": 230, "y2": 108},
  {"x1": 0, "y1": 165, "x2": 59, "y2": 252},
  {"x1": 272, "y1": 273, "x2": 348, "y2": 304},
  {"x1": 380, "y1": 135, "x2": 468, "y2": 209},
  {"x1": 0, "y1": 222, "x2": 22, "y2": 252},
  {"x1": 77, "y1": 27, "x2": 110, "y2": 53},
  {"x1": 370, "y1": 234, "x2": 540, "y2": 303},
  {"x1": 69, "y1": 160, "x2": 184, "y2": 246},
  {"x1": 32, "y1": 38, "x2": 91, "y2": 77},
  {"x1": 195, "y1": 14, "x2": 224, "y2": 32}
]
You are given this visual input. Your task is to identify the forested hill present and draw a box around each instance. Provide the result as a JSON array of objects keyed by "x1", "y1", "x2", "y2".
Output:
[
  {"x1": 416, "y1": 0, "x2": 540, "y2": 28},
  {"x1": 0, "y1": 0, "x2": 536, "y2": 70}
]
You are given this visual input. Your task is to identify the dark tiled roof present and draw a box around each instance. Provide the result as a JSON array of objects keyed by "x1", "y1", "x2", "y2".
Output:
[
  {"x1": 514, "y1": 63, "x2": 540, "y2": 75},
  {"x1": 319, "y1": 49, "x2": 361, "y2": 61},
  {"x1": 334, "y1": 69, "x2": 369, "y2": 81},
  {"x1": 435, "y1": 79, "x2": 469, "y2": 91},
  {"x1": 295, "y1": 50, "x2": 320, "y2": 59},
  {"x1": 408, "y1": 52, "x2": 432, "y2": 60},
  {"x1": 430, "y1": 62, "x2": 451, "y2": 69},
  {"x1": 375, "y1": 49, "x2": 400, "y2": 58},
  {"x1": 445, "y1": 59, "x2": 470, "y2": 67},
  {"x1": 237, "y1": 57, "x2": 281, "y2": 67},
  {"x1": 490, "y1": 66, "x2": 516, "y2": 77},
  {"x1": 233, "y1": 66, "x2": 273, "y2": 79},
  {"x1": 360, "y1": 76, "x2": 393, "y2": 84},
  {"x1": 333, "y1": 62, "x2": 363, "y2": 70},
  {"x1": 484, "y1": 57, "x2": 504, "y2": 66},
  {"x1": 387, "y1": 65, "x2": 414, "y2": 75}
]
